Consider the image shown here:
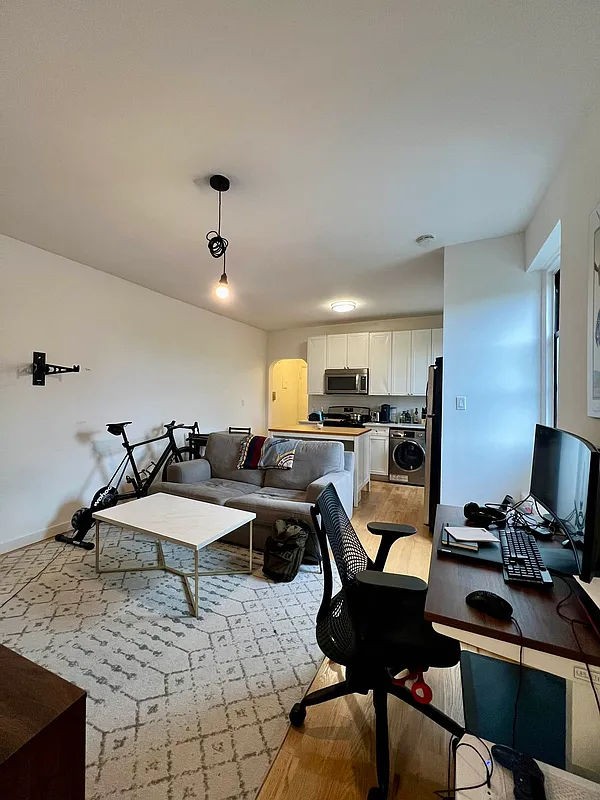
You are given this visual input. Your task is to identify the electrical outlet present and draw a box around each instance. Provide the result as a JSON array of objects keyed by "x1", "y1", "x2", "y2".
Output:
[{"x1": 455, "y1": 395, "x2": 467, "y2": 411}]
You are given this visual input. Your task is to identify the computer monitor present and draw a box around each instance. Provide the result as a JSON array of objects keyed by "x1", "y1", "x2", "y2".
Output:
[{"x1": 530, "y1": 424, "x2": 600, "y2": 583}]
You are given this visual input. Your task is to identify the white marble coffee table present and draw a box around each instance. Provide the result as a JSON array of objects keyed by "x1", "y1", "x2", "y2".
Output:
[{"x1": 93, "y1": 492, "x2": 255, "y2": 617}]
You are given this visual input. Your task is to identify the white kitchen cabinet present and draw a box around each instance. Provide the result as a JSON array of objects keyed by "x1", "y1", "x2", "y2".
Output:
[
  {"x1": 410, "y1": 329, "x2": 432, "y2": 396},
  {"x1": 391, "y1": 330, "x2": 411, "y2": 396},
  {"x1": 368, "y1": 332, "x2": 392, "y2": 395},
  {"x1": 326, "y1": 334, "x2": 347, "y2": 369},
  {"x1": 307, "y1": 336, "x2": 327, "y2": 394},
  {"x1": 326, "y1": 332, "x2": 369, "y2": 369},
  {"x1": 431, "y1": 328, "x2": 443, "y2": 362},
  {"x1": 346, "y1": 332, "x2": 370, "y2": 368},
  {"x1": 369, "y1": 430, "x2": 389, "y2": 476}
]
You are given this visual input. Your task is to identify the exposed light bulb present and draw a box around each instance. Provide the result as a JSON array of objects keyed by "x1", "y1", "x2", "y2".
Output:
[{"x1": 215, "y1": 272, "x2": 230, "y2": 299}]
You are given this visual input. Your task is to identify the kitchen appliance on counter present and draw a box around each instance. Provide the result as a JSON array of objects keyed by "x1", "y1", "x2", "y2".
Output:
[
  {"x1": 380, "y1": 404, "x2": 397, "y2": 423},
  {"x1": 324, "y1": 368, "x2": 369, "y2": 395},
  {"x1": 424, "y1": 357, "x2": 443, "y2": 528},
  {"x1": 321, "y1": 405, "x2": 371, "y2": 428},
  {"x1": 370, "y1": 410, "x2": 380, "y2": 422},
  {"x1": 389, "y1": 426, "x2": 427, "y2": 486}
]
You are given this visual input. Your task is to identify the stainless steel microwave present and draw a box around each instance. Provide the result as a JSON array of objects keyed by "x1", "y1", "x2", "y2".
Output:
[{"x1": 324, "y1": 368, "x2": 369, "y2": 395}]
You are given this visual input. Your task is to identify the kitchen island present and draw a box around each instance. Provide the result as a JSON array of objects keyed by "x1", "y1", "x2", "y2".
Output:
[{"x1": 267, "y1": 424, "x2": 370, "y2": 508}]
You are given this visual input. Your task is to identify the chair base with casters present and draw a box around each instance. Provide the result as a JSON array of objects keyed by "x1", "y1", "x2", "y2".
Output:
[{"x1": 289, "y1": 484, "x2": 464, "y2": 800}]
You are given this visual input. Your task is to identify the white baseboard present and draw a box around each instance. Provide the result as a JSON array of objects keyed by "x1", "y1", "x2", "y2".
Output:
[{"x1": 0, "y1": 520, "x2": 71, "y2": 555}]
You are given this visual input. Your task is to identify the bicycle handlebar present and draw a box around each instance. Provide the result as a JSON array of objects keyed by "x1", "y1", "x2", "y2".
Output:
[{"x1": 164, "y1": 420, "x2": 199, "y2": 432}]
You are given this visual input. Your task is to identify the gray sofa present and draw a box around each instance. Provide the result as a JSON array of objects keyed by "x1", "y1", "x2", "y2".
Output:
[{"x1": 151, "y1": 431, "x2": 354, "y2": 560}]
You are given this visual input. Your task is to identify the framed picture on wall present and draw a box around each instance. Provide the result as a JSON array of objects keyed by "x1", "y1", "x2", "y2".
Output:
[{"x1": 589, "y1": 204, "x2": 600, "y2": 418}]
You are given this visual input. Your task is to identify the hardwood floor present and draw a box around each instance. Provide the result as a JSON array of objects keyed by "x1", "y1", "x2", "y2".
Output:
[{"x1": 257, "y1": 481, "x2": 463, "y2": 800}]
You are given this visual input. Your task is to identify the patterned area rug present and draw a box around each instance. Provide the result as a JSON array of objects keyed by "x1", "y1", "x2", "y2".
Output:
[{"x1": 0, "y1": 527, "x2": 326, "y2": 799}]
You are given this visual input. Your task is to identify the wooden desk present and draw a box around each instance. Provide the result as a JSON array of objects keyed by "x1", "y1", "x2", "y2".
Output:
[
  {"x1": 425, "y1": 505, "x2": 600, "y2": 667},
  {"x1": 424, "y1": 505, "x2": 600, "y2": 781},
  {"x1": 0, "y1": 645, "x2": 86, "y2": 800}
]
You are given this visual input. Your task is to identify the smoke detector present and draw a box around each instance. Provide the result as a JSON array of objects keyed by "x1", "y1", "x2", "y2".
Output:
[{"x1": 416, "y1": 234, "x2": 435, "y2": 248}]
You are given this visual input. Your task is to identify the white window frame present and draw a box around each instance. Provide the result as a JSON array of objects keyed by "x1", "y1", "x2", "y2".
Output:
[{"x1": 540, "y1": 257, "x2": 560, "y2": 427}]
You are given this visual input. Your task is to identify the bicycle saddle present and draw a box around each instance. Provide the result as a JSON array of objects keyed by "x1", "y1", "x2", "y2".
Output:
[{"x1": 107, "y1": 422, "x2": 132, "y2": 436}]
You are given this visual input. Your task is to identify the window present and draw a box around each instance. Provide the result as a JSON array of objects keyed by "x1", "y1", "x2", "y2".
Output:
[{"x1": 552, "y1": 271, "x2": 560, "y2": 427}]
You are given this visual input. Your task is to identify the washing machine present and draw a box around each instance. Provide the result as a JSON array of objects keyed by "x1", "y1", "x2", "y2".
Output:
[{"x1": 389, "y1": 426, "x2": 426, "y2": 486}]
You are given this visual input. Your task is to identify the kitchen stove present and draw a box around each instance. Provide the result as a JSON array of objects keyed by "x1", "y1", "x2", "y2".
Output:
[{"x1": 322, "y1": 405, "x2": 371, "y2": 428}]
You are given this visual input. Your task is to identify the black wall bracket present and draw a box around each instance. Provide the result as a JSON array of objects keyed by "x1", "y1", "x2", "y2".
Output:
[{"x1": 32, "y1": 351, "x2": 80, "y2": 386}]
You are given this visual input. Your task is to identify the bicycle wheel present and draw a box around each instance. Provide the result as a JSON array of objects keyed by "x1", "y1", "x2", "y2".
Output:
[{"x1": 161, "y1": 446, "x2": 195, "y2": 481}]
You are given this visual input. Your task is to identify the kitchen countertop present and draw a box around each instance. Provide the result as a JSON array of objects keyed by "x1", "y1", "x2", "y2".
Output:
[
  {"x1": 269, "y1": 424, "x2": 370, "y2": 437},
  {"x1": 299, "y1": 420, "x2": 425, "y2": 430},
  {"x1": 366, "y1": 422, "x2": 426, "y2": 429}
]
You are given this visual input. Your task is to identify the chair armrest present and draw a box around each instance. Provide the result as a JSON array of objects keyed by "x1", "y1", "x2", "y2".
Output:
[
  {"x1": 355, "y1": 570, "x2": 427, "y2": 593},
  {"x1": 367, "y1": 522, "x2": 417, "y2": 571},
  {"x1": 166, "y1": 458, "x2": 211, "y2": 484},
  {"x1": 306, "y1": 471, "x2": 353, "y2": 518}
]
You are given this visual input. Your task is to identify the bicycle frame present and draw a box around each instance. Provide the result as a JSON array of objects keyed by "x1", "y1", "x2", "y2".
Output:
[{"x1": 114, "y1": 421, "x2": 199, "y2": 500}]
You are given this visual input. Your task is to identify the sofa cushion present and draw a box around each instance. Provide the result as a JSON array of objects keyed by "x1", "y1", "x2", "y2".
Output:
[
  {"x1": 150, "y1": 478, "x2": 258, "y2": 506},
  {"x1": 254, "y1": 486, "x2": 308, "y2": 503},
  {"x1": 225, "y1": 491, "x2": 320, "y2": 562},
  {"x1": 264, "y1": 439, "x2": 344, "y2": 491},
  {"x1": 206, "y1": 432, "x2": 263, "y2": 486},
  {"x1": 225, "y1": 492, "x2": 314, "y2": 528}
]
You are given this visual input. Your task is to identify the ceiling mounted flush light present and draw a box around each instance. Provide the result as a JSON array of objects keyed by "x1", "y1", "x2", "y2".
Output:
[
  {"x1": 416, "y1": 233, "x2": 435, "y2": 248},
  {"x1": 331, "y1": 301, "x2": 357, "y2": 313},
  {"x1": 206, "y1": 174, "x2": 232, "y2": 299}
]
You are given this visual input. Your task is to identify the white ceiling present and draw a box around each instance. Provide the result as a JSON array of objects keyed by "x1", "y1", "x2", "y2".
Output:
[{"x1": 2, "y1": 2, "x2": 600, "y2": 330}]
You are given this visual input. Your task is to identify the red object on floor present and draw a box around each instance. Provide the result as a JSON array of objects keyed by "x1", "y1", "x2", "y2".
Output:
[{"x1": 392, "y1": 670, "x2": 433, "y2": 704}]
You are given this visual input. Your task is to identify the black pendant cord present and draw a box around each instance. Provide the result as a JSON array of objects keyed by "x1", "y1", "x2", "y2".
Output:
[
  {"x1": 221, "y1": 250, "x2": 227, "y2": 280},
  {"x1": 206, "y1": 189, "x2": 229, "y2": 260}
]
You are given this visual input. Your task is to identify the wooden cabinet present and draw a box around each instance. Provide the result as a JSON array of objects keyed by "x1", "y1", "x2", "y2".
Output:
[
  {"x1": 325, "y1": 332, "x2": 369, "y2": 369},
  {"x1": 369, "y1": 429, "x2": 389, "y2": 476},
  {"x1": 431, "y1": 328, "x2": 443, "y2": 362},
  {"x1": 410, "y1": 329, "x2": 432, "y2": 396},
  {"x1": 307, "y1": 336, "x2": 327, "y2": 394},
  {"x1": 368, "y1": 332, "x2": 392, "y2": 395},
  {"x1": 391, "y1": 331, "x2": 411, "y2": 395}
]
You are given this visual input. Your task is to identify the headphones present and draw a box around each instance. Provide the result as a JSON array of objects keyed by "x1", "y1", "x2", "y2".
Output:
[{"x1": 463, "y1": 502, "x2": 507, "y2": 529}]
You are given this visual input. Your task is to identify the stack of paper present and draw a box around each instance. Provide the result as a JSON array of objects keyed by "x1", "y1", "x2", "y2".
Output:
[{"x1": 443, "y1": 526, "x2": 500, "y2": 552}]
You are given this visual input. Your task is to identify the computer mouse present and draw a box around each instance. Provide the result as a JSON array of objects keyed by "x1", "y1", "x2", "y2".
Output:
[{"x1": 465, "y1": 590, "x2": 513, "y2": 621}]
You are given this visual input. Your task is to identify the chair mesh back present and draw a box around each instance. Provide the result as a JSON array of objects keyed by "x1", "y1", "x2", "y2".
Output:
[{"x1": 315, "y1": 483, "x2": 373, "y2": 586}]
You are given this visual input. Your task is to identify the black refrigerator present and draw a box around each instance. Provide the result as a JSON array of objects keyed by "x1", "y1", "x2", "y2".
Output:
[{"x1": 424, "y1": 357, "x2": 443, "y2": 530}]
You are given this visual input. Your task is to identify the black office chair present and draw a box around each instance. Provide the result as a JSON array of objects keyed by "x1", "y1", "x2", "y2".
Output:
[{"x1": 289, "y1": 484, "x2": 464, "y2": 800}]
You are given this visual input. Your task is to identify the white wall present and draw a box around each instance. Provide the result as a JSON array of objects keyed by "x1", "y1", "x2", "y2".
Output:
[
  {"x1": 0, "y1": 236, "x2": 267, "y2": 551},
  {"x1": 442, "y1": 234, "x2": 541, "y2": 504},
  {"x1": 526, "y1": 103, "x2": 600, "y2": 445}
]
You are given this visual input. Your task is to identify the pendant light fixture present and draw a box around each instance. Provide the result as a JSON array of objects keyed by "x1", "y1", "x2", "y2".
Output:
[{"x1": 206, "y1": 174, "x2": 231, "y2": 299}]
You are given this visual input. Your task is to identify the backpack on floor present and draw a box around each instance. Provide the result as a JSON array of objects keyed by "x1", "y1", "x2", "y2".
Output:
[{"x1": 263, "y1": 518, "x2": 311, "y2": 583}]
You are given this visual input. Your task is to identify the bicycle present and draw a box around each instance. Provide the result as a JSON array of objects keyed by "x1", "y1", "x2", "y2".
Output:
[{"x1": 56, "y1": 419, "x2": 199, "y2": 550}]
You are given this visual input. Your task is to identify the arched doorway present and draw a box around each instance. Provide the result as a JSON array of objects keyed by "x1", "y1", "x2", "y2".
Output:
[{"x1": 268, "y1": 359, "x2": 308, "y2": 428}]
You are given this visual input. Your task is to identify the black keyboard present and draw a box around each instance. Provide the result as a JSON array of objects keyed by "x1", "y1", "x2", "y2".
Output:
[{"x1": 499, "y1": 529, "x2": 553, "y2": 585}]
